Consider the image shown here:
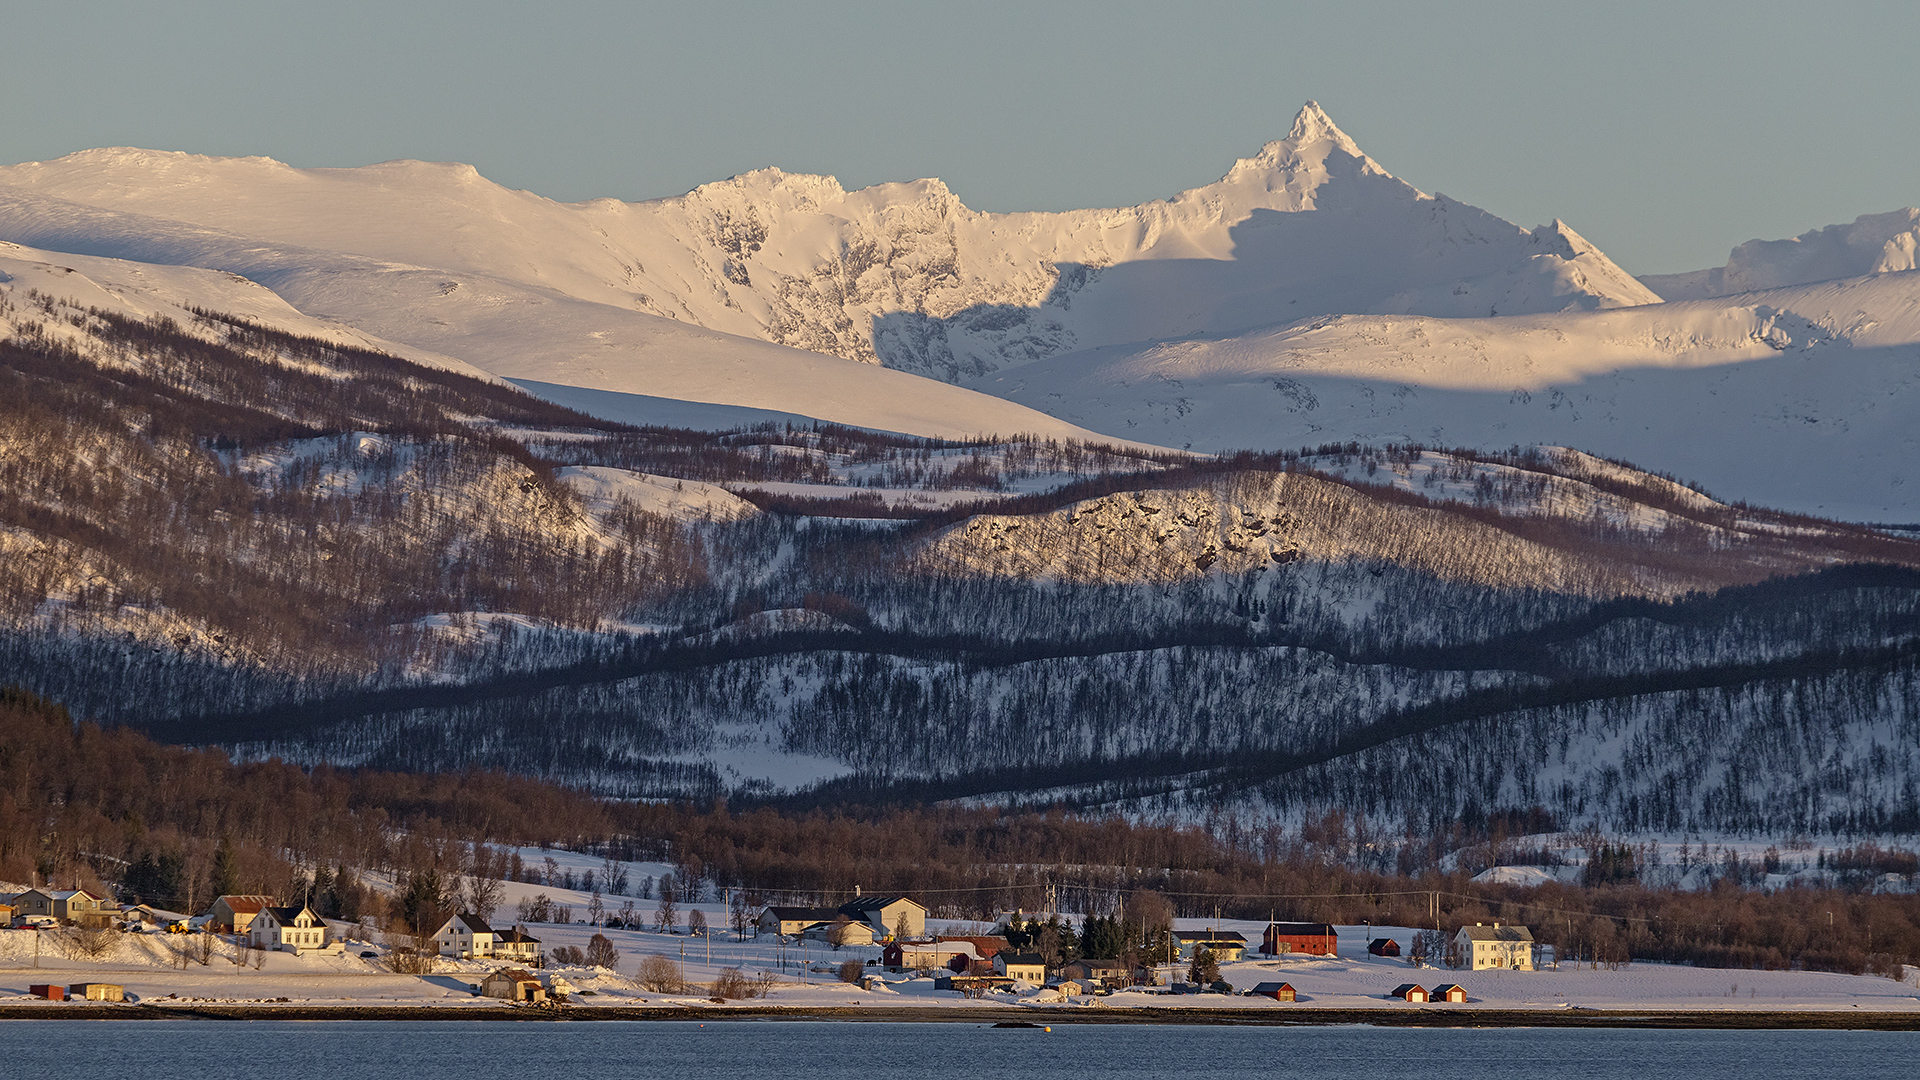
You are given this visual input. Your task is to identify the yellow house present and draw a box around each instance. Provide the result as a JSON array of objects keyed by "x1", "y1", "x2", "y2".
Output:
[{"x1": 1453, "y1": 923, "x2": 1534, "y2": 970}]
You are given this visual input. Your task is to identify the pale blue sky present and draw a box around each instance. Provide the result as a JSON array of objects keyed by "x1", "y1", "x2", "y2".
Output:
[{"x1": 5, "y1": 1, "x2": 1915, "y2": 273}]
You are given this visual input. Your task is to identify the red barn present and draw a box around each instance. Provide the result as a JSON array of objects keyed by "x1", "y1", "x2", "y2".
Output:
[
  {"x1": 1253, "y1": 981, "x2": 1297, "y2": 1001},
  {"x1": 1368, "y1": 938, "x2": 1401, "y2": 957},
  {"x1": 1433, "y1": 983, "x2": 1468, "y2": 1002},
  {"x1": 1390, "y1": 983, "x2": 1429, "y2": 1002},
  {"x1": 29, "y1": 984, "x2": 65, "y2": 1001},
  {"x1": 1261, "y1": 922, "x2": 1338, "y2": 957}
]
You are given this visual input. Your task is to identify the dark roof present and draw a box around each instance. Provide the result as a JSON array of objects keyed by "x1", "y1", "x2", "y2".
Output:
[
  {"x1": 261, "y1": 905, "x2": 314, "y2": 925},
  {"x1": 1391, "y1": 984, "x2": 1427, "y2": 997},
  {"x1": 838, "y1": 896, "x2": 921, "y2": 915},
  {"x1": 497, "y1": 928, "x2": 541, "y2": 944},
  {"x1": 456, "y1": 913, "x2": 494, "y2": 935},
  {"x1": 1432, "y1": 983, "x2": 1465, "y2": 993},
  {"x1": 1266, "y1": 922, "x2": 1337, "y2": 936},
  {"x1": 1253, "y1": 981, "x2": 1296, "y2": 991},
  {"x1": 1456, "y1": 923, "x2": 1533, "y2": 942},
  {"x1": 1175, "y1": 930, "x2": 1248, "y2": 944},
  {"x1": 1000, "y1": 952, "x2": 1046, "y2": 966}
]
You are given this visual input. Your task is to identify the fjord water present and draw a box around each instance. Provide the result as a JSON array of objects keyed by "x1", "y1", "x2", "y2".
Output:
[{"x1": 2, "y1": 1021, "x2": 1912, "y2": 1078}]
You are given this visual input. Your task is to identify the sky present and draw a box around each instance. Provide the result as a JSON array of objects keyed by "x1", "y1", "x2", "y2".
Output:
[{"x1": 4, "y1": 1, "x2": 1916, "y2": 274}]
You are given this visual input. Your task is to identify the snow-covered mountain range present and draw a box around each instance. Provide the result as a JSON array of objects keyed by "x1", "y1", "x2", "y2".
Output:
[{"x1": 3, "y1": 102, "x2": 1916, "y2": 520}]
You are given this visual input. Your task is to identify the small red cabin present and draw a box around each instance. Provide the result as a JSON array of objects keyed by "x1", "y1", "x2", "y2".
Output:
[
  {"x1": 29, "y1": 984, "x2": 65, "y2": 1001},
  {"x1": 1261, "y1": 922, "x2": 1338, "y2": 957},
  {"x1": 1390, "y1": 983, "x2": 1429, "y2": 1002},
  {"x1": 1254, "y1": 981, "x2": 1297, "y2": 1001},
  {"x1": 1432, "y1": 983, "x2": 1468, "y2": 1003},
  {"x1": 1368, "y1": 937, "x2": 1401, "y2": 957}
]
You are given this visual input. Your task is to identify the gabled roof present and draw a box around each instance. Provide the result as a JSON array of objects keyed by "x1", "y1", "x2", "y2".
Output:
[
  {"x1": 259, "y1": 904, "x2": 318, "y2": 926},
  {"x1": 497, "y1": 928, "x2": 541, "y2": 944},
  {"x1": 455, "y1": 912, "x2": 494, "y2": 935},
  {"x1": 1432, "y1": 983, "x2": 1466, "y2": 993},
  {"x1": 999, "y1": 952, "x2": 1046, "y2": 967},
  {"x1": 1455, "y1": 923, "x2": 1533, "y2": 942},
  {"x1": 1175, "y1": 930, "x2": 1248, "y2": 944},
  {"x1": 1391, "y1": 983, "x2": 1427, "y2": 996},
  {"x1": 216, "y1": 895, "x2": 277, "y2": 915},
  {"x1": 486, "y1": 967, "x2": 541, "y2": 983},
  {"x1": 1266, "y1": 922, "x2": 1337, "y2": 935},
  {"x1": 839, "y1": 895, "x2": 922, "y2": 914},
  {"x1": 1253, "y1": 981, "x2": 1296, "y2": 991}
]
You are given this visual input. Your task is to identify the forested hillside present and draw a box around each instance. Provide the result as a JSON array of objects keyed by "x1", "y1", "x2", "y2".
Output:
[{"x1": 2, "y1": 291, "x2": 1919, "y2": 839}]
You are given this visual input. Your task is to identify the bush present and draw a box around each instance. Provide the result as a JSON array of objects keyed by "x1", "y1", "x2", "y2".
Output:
[
  {"x1": 549, "y1": 945, "x2": 586, "y2": 965},
  {"x1": 637, "y1": 953, "x2": 687, "y2": 993},
  {"x1": 838, "y1": 959, "x2": 866, "y2": 984},
  {"x1": 711, "y1": 967, "x2": 752, "y2": 999}
]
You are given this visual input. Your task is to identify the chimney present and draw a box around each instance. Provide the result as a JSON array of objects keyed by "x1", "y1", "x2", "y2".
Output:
[
  {"x1": 855, "y1": 885, "x2": 861, "y2": 897},
  {"x1": 1493, "y1": 922, "x2": 1500, "y2": 929}
]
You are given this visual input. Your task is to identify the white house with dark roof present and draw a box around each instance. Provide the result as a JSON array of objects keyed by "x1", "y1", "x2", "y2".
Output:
[
  {"x1": 251, "y1": 903, "x2": 331, "y2": 953},
  {"x1": 1453, "y1": 922, "x2": 1534, "y2": 970},
  {"x1": 434, "y1": 913, "x2": 499, "y2": 958}
]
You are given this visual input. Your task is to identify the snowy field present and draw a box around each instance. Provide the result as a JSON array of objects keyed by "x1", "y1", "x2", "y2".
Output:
[{"x1": 4, "y1": 845, "x2": 1916, "y2": 1015}]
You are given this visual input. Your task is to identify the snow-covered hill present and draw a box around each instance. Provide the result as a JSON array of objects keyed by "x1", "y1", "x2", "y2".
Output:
[
  {"x1": 1643, "y1": 208, "x2": 1920, "y2": 300},
  {"x1": 0, "y1": 102, "x2": 1653, "y2": 385},
  {"x1": 969, "y1": 271, "x2": 1920, "y2": 521}
]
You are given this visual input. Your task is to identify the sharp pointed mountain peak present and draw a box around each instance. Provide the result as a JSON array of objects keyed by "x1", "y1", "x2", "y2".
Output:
[{"x1": 1286, "y1": 100, "x2": 1363, "y2": 156}]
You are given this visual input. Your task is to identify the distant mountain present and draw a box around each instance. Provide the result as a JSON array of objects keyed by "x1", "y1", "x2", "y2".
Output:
[
  {"x1": 0, "y1": 102, "x2": 1655, "y2": 385},
  {"x1": 968, "y1": 270, "x2": 1920, "y2": 521},
  {"x1": 1642, "y1": 208, "x2": 1920, "y2": 300}
]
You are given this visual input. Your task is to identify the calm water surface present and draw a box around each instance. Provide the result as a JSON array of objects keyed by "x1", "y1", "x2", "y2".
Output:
[{"x1": 0, "y1": 1020, "x2": 1912, "y2": 1078}]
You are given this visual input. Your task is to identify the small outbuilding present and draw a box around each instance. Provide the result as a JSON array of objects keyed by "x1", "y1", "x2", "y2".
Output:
[
  {"x1": 481, "y1": 967, "x2": 547, "y2": 1003},
  {"x1": 1432, "y1": 983, "x2": 1468, "y2": 1003},
  {"x1": 28, "y1": 984, "x2": 66, "y2": 1001},
  {"x1": 1390, "y1": 983, "x2": 1430, "y2": 1002},
  {"x1": 68, "y1": 983, "x2": 125, "y2": 1002},
  {"x1": 1368, "y1": 937, "x2": 1401, "y2": 957},
  {"x1": 1254, "y1": 981, "x2": 1297, "y2": 1001}
]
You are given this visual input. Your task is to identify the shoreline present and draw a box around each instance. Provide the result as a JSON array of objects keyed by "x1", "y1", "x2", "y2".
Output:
[{"x1": 4, "y1": 1003, "x2": 1919, "y2": 1029}]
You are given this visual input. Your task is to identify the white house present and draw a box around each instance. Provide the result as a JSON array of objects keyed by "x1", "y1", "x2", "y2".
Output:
[
  {"x1": 1453, "y1": 923, "x2": 1534, "y2": 970},
  {"x1": 434, "y1": 913, "x2": 499, "y2": 958},
  {"x1": 251, "y1": 904, "x2": 331, "y2": 953}
]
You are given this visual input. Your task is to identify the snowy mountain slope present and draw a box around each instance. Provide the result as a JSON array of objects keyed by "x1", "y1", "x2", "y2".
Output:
[
  {"x1": 0, "y1": 240, "x2": 489, "y2": 379},
  {"x1": 0, "y1": 188, "x2": 1128, "y2": 443},
  {"x1": 969, "y1": 271, "x2": 1920, "y2": 521},
  {"x1": 0, "y1": 103, "x2": 1655, "y2": 384},
  {"x1": 1643, "y1": 208, "x2": 1920, "y2": 300}
]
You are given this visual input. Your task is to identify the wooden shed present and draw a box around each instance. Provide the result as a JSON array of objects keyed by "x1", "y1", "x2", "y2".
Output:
[
  {"x1": 1390, "y1": 983, "x2": 1429, "y2": 1002},
  {"x1": 69, "y1": 983, "x2": 124, "y2": 1002},
  {"x1": 480, "y1": 968, "x2": 547, "y2": 1003},
  {"x1": 1368, "y1": 937, "x2": 1401, "y2": 957},
  {"x1": 1253, "y1": 981, "x2": 1297, "y2": 1001},
  {"x1": 28, "y1": 984, "x2": 65, "y2": 1001},
  {"x1": 1432, "y1": 983, "x2": 1468, "y2": 1003}
]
